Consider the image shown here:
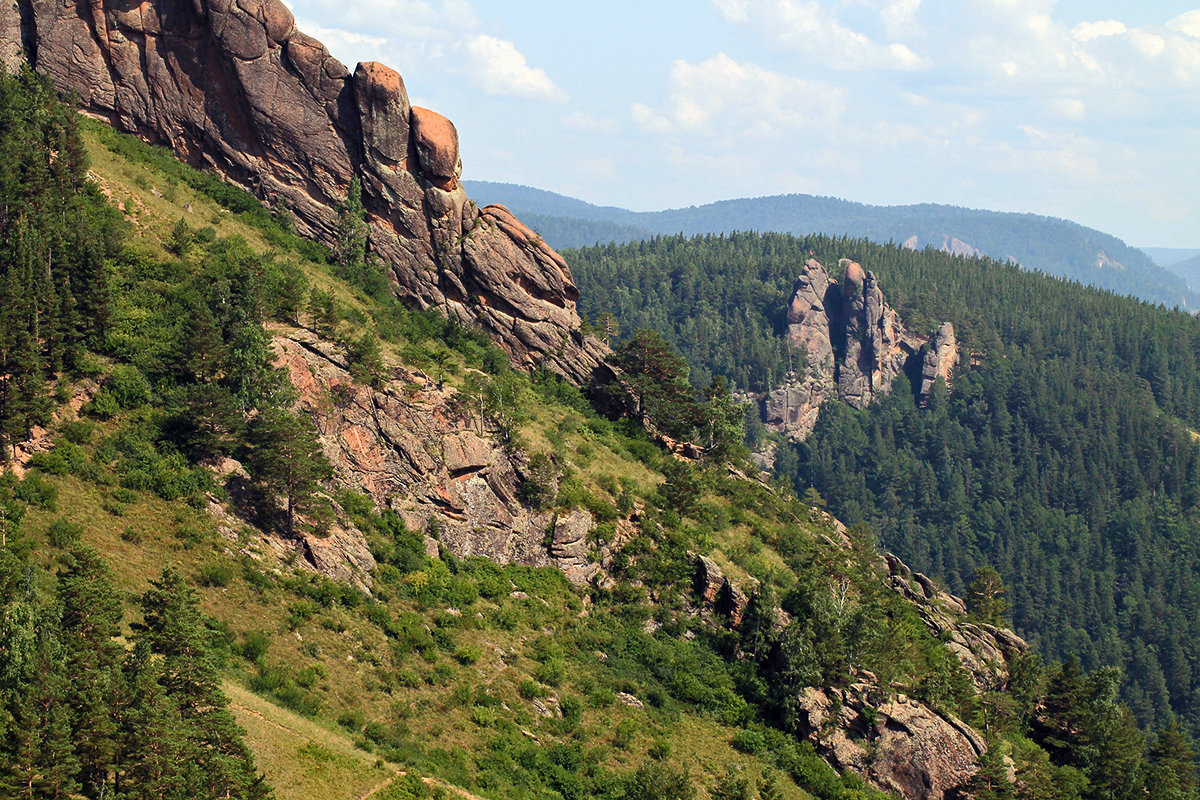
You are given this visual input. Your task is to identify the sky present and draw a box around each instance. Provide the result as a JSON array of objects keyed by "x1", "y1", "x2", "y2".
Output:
[{"x1": 281, "y1": 0, "x2": 1200, "y2": 248}]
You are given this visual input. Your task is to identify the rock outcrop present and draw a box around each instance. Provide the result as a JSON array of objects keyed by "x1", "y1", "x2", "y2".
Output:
[
  {"x1": 6, "y1": 0, "x2": 606, "y2": 383},
  {"x1": 918, "y1": 322, "x2": 958, "y2": 406},
  {"x1": 269, "y1": 328, "x2": 619, "y2": 586},
  {"x1": 796, "y1": 683, "x2": 985, "y2": 800},
  {"x1": 694, "y1": 555, "x2": 749, "y2": 623},
  {"x1": 885, "y1": 553, "x2": 1028, "y2": 692},
  {"x1": 763, "y1": 258, "x2": 955, "y2": 440}
]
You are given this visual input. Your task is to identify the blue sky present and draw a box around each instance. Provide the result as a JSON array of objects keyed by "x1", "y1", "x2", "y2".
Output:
[{"x1": 282, "y1": 1, "x2": 1200, "y2": 247}]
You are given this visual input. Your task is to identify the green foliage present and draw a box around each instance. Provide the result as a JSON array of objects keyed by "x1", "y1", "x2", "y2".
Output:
[
  {"x1": 0, "y1": 69, "x2": 124, "y2": 457},
  {"x1": 571, "y1": 230, "x2": 1200, "y2": 743},
  {"x1": 244, "y1": 408, "x2": 334, "y2": 534},
  {"x1": 0, "y1": 536, "x2": 268, "y2": 799}
]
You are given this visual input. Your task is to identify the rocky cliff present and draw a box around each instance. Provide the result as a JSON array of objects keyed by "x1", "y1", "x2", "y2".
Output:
[
  {"x1": 267, "y1": 328, "x2": 618, "y2": 588},
  {"x1": 4, "y1": 0, "x2": 606, "y2": 383},
  {"x1": 763, "y1": 258, "x2": 957, "y2": 440}
]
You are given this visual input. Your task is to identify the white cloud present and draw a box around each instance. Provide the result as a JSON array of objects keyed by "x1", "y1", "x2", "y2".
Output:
[
  {"x1": 289, "y1": 1, "x2": 569, "y2": 104},
  {"x1": 632, "y1": 53, "x2": 846, "y2": 137},
  {"x1": 465, "y1": 35, "x2": 568, "y2": 101},
  {"x1": 1051, "y1": 97, "x2": 1086, "y2": 120},
  {"x1": 1167, "y1": 10, "x2": 1200, "y2": 38},
  {"x1": 561, "y1": 111, "x2": 598, "y2": 130},
  {"x1": 1072, "y1": 20, "x2": 1126, "y2": 42},
  {"x1": 1129, "y1": 30, "x2": 1166, "y2": 58},
  {"x1": 712, "y1": 0, "x2": 929, "y2": 70},
  {"x1": 577, "y1": 157, "x2": 617, "y2": 179},
  {"x1": 880, "y1": 0, "x2": 922, "y2": 38}
]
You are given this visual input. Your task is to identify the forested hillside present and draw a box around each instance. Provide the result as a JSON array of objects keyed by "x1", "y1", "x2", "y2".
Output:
[
  {"x1": 467, "y1": 180, "x2": 1199, "y2": 310},
  {"x1": 3, "y1": 67, "x2": 1200, "y2": 800},
  {"x1": 568, "y1": 232, "x2": 1200, "y2": 744}
]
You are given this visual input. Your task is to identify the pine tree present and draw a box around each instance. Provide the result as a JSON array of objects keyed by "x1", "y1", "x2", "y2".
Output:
[
  {"x1": 138, "y1": 568, "x2": 270, "y2": 799},
  {"x1": 113, "y1": 643, "x2": 187, "y2": 800},
  {"x1": 57, "y1": 547, "x2": 124, "y2": 798},
  {"x1": 1146, "y1": 719, "x2": 1199, "y2": 800},
  {"x1": 244, "y1": 409, "x2": 333, "y2": 534}
]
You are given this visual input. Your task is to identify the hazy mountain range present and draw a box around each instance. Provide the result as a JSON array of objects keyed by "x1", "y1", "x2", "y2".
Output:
[{"x1": 466, "y1": 180, "x2": 1200, "y2": 311}]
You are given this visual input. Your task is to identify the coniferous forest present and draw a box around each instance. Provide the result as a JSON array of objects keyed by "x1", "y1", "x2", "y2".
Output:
[
  {"x1": 4, "y1": 57, "x2": 1200, "y2": 800},
  {"x1": 570, "y1": 232, "x2": 1200, "y2": 741}
]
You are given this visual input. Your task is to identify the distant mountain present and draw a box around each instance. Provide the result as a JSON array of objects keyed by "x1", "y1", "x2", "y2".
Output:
[
  {"x1": 1163, "y1": 254, "x2": 1200, "y2": 291},
  {"x1": 466, "y1": 180, "x2": 1200, "y2": 311},
  {"x1": 1140, "y1": 246, "x2": 1200, "y2": 267}
]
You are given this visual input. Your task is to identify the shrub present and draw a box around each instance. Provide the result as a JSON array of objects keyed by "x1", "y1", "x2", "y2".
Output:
[
  {"x1": 108, "y1": 365, "x2": 152, "y2": 409},
  {"x1": 47, "y1": 518, "x2": 84, "y2": 548},
  {"x1": 15, "y1": 472, "x2": 57, "y2": 510},
  {"x1": 288, "y1": 599, "x2": 319, "y2": 629},
  {"x1": 454, "y1": 645, "x2": 482, "y2": 665},
  {"x1": 85, "y1": 390, "x2": 121, "y2": 419},
  {"x1": 239, "y1": 631, "x2": 271, "y2": 664},
  {"x1": 112, "y1": 487, "x2": 139, "y2": 504},
  {"x1": 731, "y1": 729, "x2": 767, "y2": 755},
  {"x1": 612, "y1": 719, "x2": 637, "y2": 749},
  {"x1": 32, "y1": 442, "x2": 89, "y2": 477},
  {"x1": 196, "y1": 562, "x2": 234, "y2": 587}
]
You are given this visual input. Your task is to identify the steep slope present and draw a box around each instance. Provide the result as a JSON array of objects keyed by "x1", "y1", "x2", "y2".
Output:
[
  {"x1": 2, "y1": 81, "x2": 1079, "y2": 800},
  {"x1": 466, "y1": 181, "x2": 1200, "y2": 310},
  {"x1": 4, "y1": 0, "x2": 606, "y2": 382},
  {"x1": 569, "y1": 230, "x2": 1200, "y2": 748},
  {"x1": 1163, "y1": 254, "x2": 1200, "y2": 293}
]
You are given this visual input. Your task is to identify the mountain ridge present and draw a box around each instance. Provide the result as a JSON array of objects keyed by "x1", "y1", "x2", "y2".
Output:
[{"x1": 465, "y1": 180, "x2": 1200, "y2": 311}]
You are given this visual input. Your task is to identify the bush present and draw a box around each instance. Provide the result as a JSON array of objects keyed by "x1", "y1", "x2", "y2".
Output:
[
  {"x1": 731, "y1": 729, "x2": 767, "y2": 755},
  {"x1": 60, "y1": 420, "x2": 96, "y2": 445},
  {"x1": 239, "y1": 631, "x2": 271, "y2": 664},
  {"x1": 15, "y1": 472, "x2": 57, "y2": 510},
  {"x1": 288, "y1": 599, "x2": 319, "y2": 629},
  {"x1": 518, "y1": 679, "x2": 548, "y2": 700},
  {"x1": 196, "y1": 562, "x2": 234, "y2": 587},
  {"x1": 108, "y1": 365, "x2": 152, "y2": 409},
  {"x1": 85, "y1": 390, "x2": 121, "y2": 419},
  {"x1": 47, "y1": 518, "x2": 84, "y2": 548},
  {"x1": 454, "y1": 645, "x2": 483, "y2": 665},
  {"x1": 26, "y1": 442, "x2": 86, "y2": 476}
]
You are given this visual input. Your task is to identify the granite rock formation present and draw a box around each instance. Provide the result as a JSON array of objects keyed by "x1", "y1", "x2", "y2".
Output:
[
  {"x1": 796, "y1": 682, "x2": 985, "y2": 800},
  {"x1": 919, "y1": 322, "x2": 959, "y2": 406},
  {"x1": 884, "y1": 553, "x2": 1029, "y2": 693},
  {"x1": 268, "y1": 328, "x2": 618, "y2": 587},
  {"x1": 695, "y1": 541, "x2": 1021, "y2": 799},
  {"x1": 762, "y1": 258, "x2": 957, "y2": 441},
  {"x1": 6, "y1": 0, "x2": 605, "y2": 383}
]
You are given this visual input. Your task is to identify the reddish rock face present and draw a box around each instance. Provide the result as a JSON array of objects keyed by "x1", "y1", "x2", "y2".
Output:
[
  {"x1": 8, "y1": 0, "x2": 606, "y2": 384},
  {"x1": 410, "y1": 106, "x2": 460, "y2": 188},
  {"x1": 269, "y1": 329, "x2": 620, "y2": 586}
]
